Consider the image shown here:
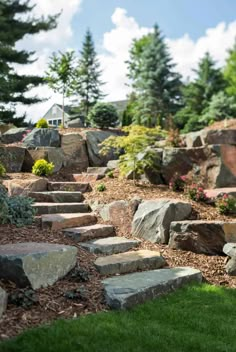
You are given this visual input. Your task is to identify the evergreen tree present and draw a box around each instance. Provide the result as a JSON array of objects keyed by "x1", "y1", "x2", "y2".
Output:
[
  {"x1": 131, "y1": 25, "x2": 183, "y2": 127},
  {"x1": 74, "y1": 29, "x2": 104, "y2": 120},
  {"x1": 224, "y1": 41, "x2": 236, "y2": 96},
  {"x1": 88, "y1": 102, "x2": 119, "y2": 129},
  {"x1": 174, "y1": 52, "x2": 226, "y2": 132},
  {"x1": 0, "y1": 0, "x2": 58, "y2": 126}
]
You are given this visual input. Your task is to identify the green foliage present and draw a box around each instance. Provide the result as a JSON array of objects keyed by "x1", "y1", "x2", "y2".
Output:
[
  {"x1": 0, "y1": 184, "x2": 35, "y2": 227},
  {"x1": 0, "y1": 162, "x2": 6, "y2": 177},
  {"x1": 101, "y1": 125, "x2": 163, "y2": 178},
  {"x1": 96, "y1": 183, "x2": 106, "y2": 192},
  {"x1": 224, "y1": 41, "x2": 236, "y2": 96},
  {"x1": 216, "y1": 194, "x2": 236, "y2": 215},
  {"x1": 88, "y1": 102, "x2": 119, "y2": 129},
  {"x1": 106, "y1": 170, "x2": 114, "y2": 178},
  {"x1": 32, "y1": 159, "x2": 54, "y2": 177},
  {"x1": 188, "y1": 184, "x2": 208, "y2": 202},
  {"x1": 73, "y1": 29, "x2": 104, "y2": 119},
  {"x1": 9, "y1": 289, "x2": 38, "y2": 309},
  {"x1": 0, "y1": 0, "x2": 58, "y2": 126},
  {"x1": 121, "y1": 93, "x2": 139, "y2": 126},
  {"x1": 36, "y1": 118, "x2": 49, "y2": 128}
]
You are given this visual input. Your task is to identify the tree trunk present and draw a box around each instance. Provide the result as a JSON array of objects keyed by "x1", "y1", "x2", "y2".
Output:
[{"x1": 62, "y1": 90, "x2": 65, "y2": 128}]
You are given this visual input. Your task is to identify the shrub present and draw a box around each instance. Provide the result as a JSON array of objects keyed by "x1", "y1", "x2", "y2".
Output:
[
  {"x1": 216, "y1": 194, "x2": 236, "y2": 215},
  {"x1": 88, "y1": 102, "x2": 119, "y2": 129},
  {"x1": 188, "y1": 184, "x2": 208, "y2": 202},
  {"x1": 106, "y1": 170, "x2": 114, "y2": 178},
  {"x1": 96, "y1": 183, "x2": 106, "y2": 192},
  {"x1": 169, "y1": 173, "x2": 187, "y2": 192},
  {"x1": 36, "y1": 118, "x2": 49, "y2": 128},
  {"x1": 166, "y1": 129, "x2": 183, "y2": 147},
  {"x1": 32, "y1": 159, "x2": 54, "y2": 177},
  {"x1": 0, "y1": 162, "x2": 6, "y2": 177}
]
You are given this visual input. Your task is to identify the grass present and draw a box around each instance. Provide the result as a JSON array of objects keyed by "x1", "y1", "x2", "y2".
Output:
[{"x1": 1, "y1": 284, "x2": 236, "y2": 352}]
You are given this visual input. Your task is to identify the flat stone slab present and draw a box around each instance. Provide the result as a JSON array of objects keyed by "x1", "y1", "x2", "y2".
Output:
[
  {"x1": 0, "y1": 242, "x2": 77, "y2": 289},
  {"x1": 32, "y1": 202, "x2": 90, "y2": 215},
  {"x1": 73, "y1": 174, "x2": 101, "y2": 182},
  {"x1": 169, "y1": 220, "x2": 236, "y2": 255},
  {"x1": 0, "y1": 287, "x2": 7, "y2": 318},
  {"x1": 29, "y1": 191, "x2": 84, "y2": 203},
  {"x1": 205, "y1": 188, "x2": 236, "y2": 200},
  {"x1": 87, "y1": 167, "x2": 109, "y2": 176},
  {"x1": 102, "y1": 267, "x2": 202, "y2": 309},
  {"x1": 94, "y1": 250, "x2": 166, "y2": 275},
  {"x1": 63, "y1": 224, "x2": 115, "y2": 242},
  {"x1": 41, "y1": 213, "x2": 97, "y2": 231},
  {"x1": 80, "y1": 237, "x2": 140, "y2": 255},
  {"x1": 47, "y1": 182, "x2": 91, "y2": 193}
]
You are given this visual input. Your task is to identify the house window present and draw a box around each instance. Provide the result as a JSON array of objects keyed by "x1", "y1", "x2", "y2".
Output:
[
  {"x1": 52, "y1": 120, "x2": 57, "y2": 126},
  {"x1": 58, "y1": 119, "x2": 62, "y2": 126},
  {"x1": 48, "y1": 120, "x2": 53, "y2": 125}
]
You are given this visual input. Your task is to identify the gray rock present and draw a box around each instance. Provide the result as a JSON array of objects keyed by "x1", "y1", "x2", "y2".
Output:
[
  {"x1": 223, "y1": 243, "x2": 236, "y2": 257},
  {"x1": 80, "y1": 236, "x2": 140, "y2": 255},
  {"x1": 0, "y1": 146, "x2": 25, "y2": 172},
  {"x1": 42, "y1": 213, "x2": 97, "y2": 231},
  {"x1": 61, "y1": 133, "x2": 88, "y2": 170},
  {"x1": 63, "y1": 224, "x2": 116, "y2": 242},
  {"x1": 204, "y1": 129, "x2": 236, "y2": 145},
  {"x1": 67, "y1": 118, "x2": 84, "y2": 128},
  {"x1": 32, "y1": 202, "x2": 90, "y2": 215},
  {"x1": 0, "y1": 242, "x2": 77, "y2": 289},
  {"x1": 22, "y1": 147, "x2": 65, "y2": 173},
  {"x1": 85, "y1": 130, "x2": 121, "y2": 166},
  {"x1": 3, "y1": 178, "x2": 48, "y2": 196},
  {"x1": 102, "y1": 267, "x2": 202, "y2": 309},
  {"x1": 132, "y1": 199, "x2": 192, "y2": 244},
  {"x1": 87, "y1": 167, "x2": 110, "y2": 177},
  {"x1": 94, "y1": 249, "x2": 166, "y2": 275},
  {"x1": 47, "y1": 182, "x2": 91, "y2": 193},
  {"x1": 107, "y1": 160, "x2": 119, "y2": 169},
  {"x1": 185, "y1": 131, "x2": 205, "y2": 148},
  {"x1": 169, "y1": 221, "x2": 236, "y2": 255},
  {"x1": 1, "y1": 128, "x2": 30, "y2": 144},
  {"x1": 225, "y1": 258, "x2": 236, "y2": 276},
  {"x1": 22, "y1": 128, "x2": 60, "y2": 148},
  {"x1": 29, "y1": 191, "x2": 84, "y2": 203},
  {"x1": 0, "y1": 287, "x2": 7, "y2": 318}
]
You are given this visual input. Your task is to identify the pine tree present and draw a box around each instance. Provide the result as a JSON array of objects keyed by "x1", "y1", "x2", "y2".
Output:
[
  {"x1": 224, "y1": 41, "x2": 236, "y2": 96},
  {"x1": 0, "y1": 0, "x2": 58, "y2": 126},
  {"x1": 174, "y1": 52, "x2": 226, "y2": 132},
  {"x1": 74, "y1": 29, "x2": 104, "y2": 120},
  {"x1": 132, "y1": 25, "x2": 183, "y2": 127}
]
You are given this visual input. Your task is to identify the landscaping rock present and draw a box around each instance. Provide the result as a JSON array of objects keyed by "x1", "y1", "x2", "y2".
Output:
[
  {"x1": 47, "y1": 182, "x2": 91, "y2": 193},
  {"x1": 1, "y1": 128, "x2": 30, "y2": 144},
  {"x1": 204, "y1": 129, "x2": 236, "y2": 145},
  {"x1": 223, "y1": 243, "x2": 236, "y2": 276},
  {"x1": 80, "y1": 237, "x2": 140, "y2": 255},
  {"x1": 102, "y1": 267, "x2": 202, "y2": 309},
  {"x1": 107, "y1": 160, "x2": 119, "y2": 169},
  {"x1": 87, "y1": 167, "x2": 109, "y2": 177},
  {"x1": 94, "y1": 250, "x2": 166, "y2": 275},
  {"x1": 84, "y1": 130, "x2": 121, "y2": 166},
  {"x1": 185, "y1": 131, "x2": 205, "y2": 148},
  {"x1": 22, "y1": 128, "x2": 60, "y2": 148},
  {"x1": 41, "y1": 213, "x2": 97, "y2": 231},
  {"x1": 205, "y1": 188, "x2": 236, "y2": 199},
  {"x1": 0, "y1": 287, "x2": 7, "y2": 318},
  {"x1": 132, "y1": 199, "x2": 192, "y2": 244},
  {"x1": 3, "y1": 178, "x2": 48, "y2": 196},
  {"x1": 73, "y1": 173, "x2": 101, "y2": 182},
  {"x1": 32, "y1": 202, "x2": 90, "y2": 215},
  {"x1": 0, "y1": 242, "x2": 77, "y2": 289},
  {"x1": 0, "y1": 146, "x2": 25, "y2": 172},
  {"x1": 61, "y1": 133, "x2": 89, "y2": 170},
  {"x1": 169, "y1": 220, "x2": 236, "y2": 255},
  {"x1": 223, "y1": 242, "x2": 236, "y2": 257},
  {"x1": 29, "y1": 191, "x2": 84, "y2": 203},
  {"x1": 22, "y1": 147, "x2": 65, "y2": 173},
  {"x1": 63, "y1": 224, "x2": 116, "y2": 242}
]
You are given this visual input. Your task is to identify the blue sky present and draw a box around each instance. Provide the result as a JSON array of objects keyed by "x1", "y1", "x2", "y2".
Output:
[{"x1": 18, "y1": 0, "x2": 236, "y2": 120}]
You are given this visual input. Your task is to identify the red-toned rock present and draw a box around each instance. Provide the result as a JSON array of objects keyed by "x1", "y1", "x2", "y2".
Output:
[{"x1": 3, "y1": 178, "x2": 48, "y2": 196}]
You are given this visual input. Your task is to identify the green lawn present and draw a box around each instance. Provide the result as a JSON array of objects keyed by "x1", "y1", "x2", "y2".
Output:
[{"x1": 1, "y1": 284, "x2": 236, "y2": 352}]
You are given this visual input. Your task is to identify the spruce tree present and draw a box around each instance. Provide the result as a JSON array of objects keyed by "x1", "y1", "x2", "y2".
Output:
[
  {"x1": 74, "y1": 29, "x2": 104, "y2": 120},
  {"x1": 133, "y1": 25, "x2": 183, "y2": 127},
  {"x1": 0, "y1": 0, "x2": 58, "y2": 126},
  {"x1": 224, "y1": 41, "x2": 236, "y2": 96}
]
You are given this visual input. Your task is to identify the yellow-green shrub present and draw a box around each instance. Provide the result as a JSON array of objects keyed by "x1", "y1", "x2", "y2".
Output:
[
  {"x1": 0, "y1": 162, "x2": 6, "y2": 177},
  {"x1": 32, "y1": 159, "x2": 54, "y2": 176},
  {"x1": 36, "y1": 118, "x2": 49, "y2": 128}
]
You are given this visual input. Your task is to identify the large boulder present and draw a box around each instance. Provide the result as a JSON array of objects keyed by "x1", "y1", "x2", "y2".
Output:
[
  {"x1": 22, "y1": 147, "x2": 65, "y2": 173},
  {"x1": 84, "y1": 130, "x2": 121, "y2": 166},
  {"x1": 132, "y1": 199, "x2": 192, "y2": 244},
  {"x1": 0, "y1": 242, "x2": 77, "y2": 289},
  {"x1": 223, "y1": 243, "x2": 236, "y2": 276},
  {"x1": 3, "y1": 178, "x2": 48, "y2": 196},
  {"x1": 204, "y1": 129, "x2": 236, "y2": 145},
  {"x1": 0, "y1": 146, "x2": 25, "y2": 172},
  {"x1": 1, "y1": 127, "x2": 30, "y2": 144},
  {"x1": 0, "y1": 287, "x2": 7, "y2": 318},
  {"x1": 169, "y1": 220, "x2": 236, "y2": 255},
  {"x1": 61, "y1": 133, "x2": 89, "y2": 170},
  {"x1": 22, "y1": 128, "x2": 61, "y2": 148},
  {"x1": 185, "y1": 131, "x2": 206, "y2": 148}
]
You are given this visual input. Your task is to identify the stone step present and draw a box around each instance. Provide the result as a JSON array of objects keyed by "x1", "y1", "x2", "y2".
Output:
[
  {"x1": 63, "y1": 224, "x2": 116, "y2": 242},
  {"x1": 102, "y1": 267, "x2": 202, "y2": 309},
  {"x1": 47, "y1": 182, "x2": 91, "y2": 193},
  {"x1": 73, "y1": 174, "x2": 101, "y2": 182},
  {"x1": 33, "y1": 202, "x2": 90, "y2": 215},
  {"x1": 29, "y1": 191, "x2": 84, "y2": 203},
  {"x1": 0, "y1": 242, "x2": 77, "y2": 289},
  {"x1": 80, "y1": 237, "x2": 140, "y2": 255},
  {"x1": 205, "y1": 188, "x2": 236, "y2": 199},
  {"x1": 94, "y1": 249, "x2": 166, "y2": 276},
  {"x1": 42, "y1": 213, "x2": 97, "y2": 231},
  {"x1": 87, "y1": 167, "x2": 109, "y2": 176}
]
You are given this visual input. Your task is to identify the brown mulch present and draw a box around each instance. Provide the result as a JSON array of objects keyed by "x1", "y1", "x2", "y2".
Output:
[{"x1": 205, "y1": 118, "x2": 236, "y2": 130}]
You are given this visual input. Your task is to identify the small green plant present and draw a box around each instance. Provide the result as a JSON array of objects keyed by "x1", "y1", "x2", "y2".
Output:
[
  {"x1": 106, "y1": 170, "x2": 114, "y2": 178},
  {"x1": 216, "y1": 194, "x2": 236, "y2": 215},
  {"x1": 96, "y1": 183, "x2": 106, "y2": 192},
  {"x1": 0, "y1": 162, "x2": 6, "y2": 177},
  {"x1": 188, "y1": 184, "x2": 208, "y2": 202},
  {"x1": 9, "y1": 289, "x2": 38, "y2": 308},
  {"x1": 32, "y1": 159, "x2": 54, "y2": 176},
  {"x1": 36, "y1": 118, "x2": 49, "y2": 128},
  {"x1": 169, "y1": 173, "x2": 187, "y2": 192}
]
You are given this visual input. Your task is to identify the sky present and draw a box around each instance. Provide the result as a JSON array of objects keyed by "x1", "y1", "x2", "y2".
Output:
[{"x1": 16, "y1": 0, "x2": 236, "y2": 121}]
